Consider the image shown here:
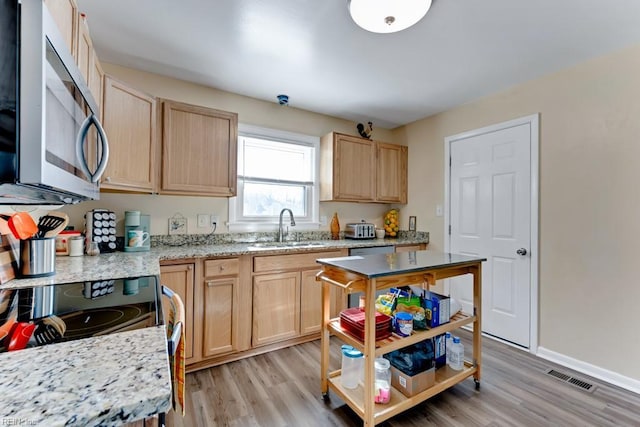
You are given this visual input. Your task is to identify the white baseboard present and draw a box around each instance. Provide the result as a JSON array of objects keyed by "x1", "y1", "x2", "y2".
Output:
[{"x1": 537, "y1": 346, "x2": 640, "y2": 395}]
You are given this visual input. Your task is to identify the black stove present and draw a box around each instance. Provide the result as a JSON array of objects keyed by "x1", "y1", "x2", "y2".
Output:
[{"x1": 0, "y1": 276, "x2": 163, "y2": 353}]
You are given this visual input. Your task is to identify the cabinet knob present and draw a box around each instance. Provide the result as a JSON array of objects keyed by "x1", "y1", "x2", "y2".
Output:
[
  {"x1": 105, "y1": 176, "x2": 111, "y2": 182},
  {"x1": 187, "y1": 265, "x2": 193, "y2": 270}
]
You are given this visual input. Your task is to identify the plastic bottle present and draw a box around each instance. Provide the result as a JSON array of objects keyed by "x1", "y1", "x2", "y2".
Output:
[
  {"x1": 449, "y1": 336, "x2": 464, "y2": 371},
  {"x1": 374, "y1": 358, "x2": 391, "y2": 404},
  {"x1": 445, "y1": 332, "x2": 453, "y2": 365},
  {"x1": 341, "y1": 345, "x2": 364, "y2": 389}
]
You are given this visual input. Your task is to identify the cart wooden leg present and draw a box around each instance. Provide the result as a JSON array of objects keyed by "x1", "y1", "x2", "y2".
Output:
[
  {"x1": 363, "y1": 278, "x2": 377, "y2": 427},
  {"x1": 472, "y1": 263, "x2": 482, "y2": 384},
  {"x1": 320, "y1": 279, "x2": 331, "y2": 395}
]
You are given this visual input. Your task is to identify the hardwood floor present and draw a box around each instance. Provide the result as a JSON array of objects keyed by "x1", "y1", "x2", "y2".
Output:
[{"x1": 166, "y1": 331, "x2": 640, "y2": 426}]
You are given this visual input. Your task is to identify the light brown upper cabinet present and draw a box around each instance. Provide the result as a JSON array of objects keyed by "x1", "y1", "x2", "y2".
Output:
[
  {"x1": 320, "y1": 132, "x2": 376, "y2": 202},
  {"x1": 376, "y1": 142, "x2": 408, "y2": 203},
  {"x1": 159, "y1": 100, "x2": 238, "y2": 197},
  {"x1": 76, "y1": 15, "x2": 103, "y2": 116},
  {"x1": 101, "y1": 75, "x2": 157, "y2": 192},
  {"x1": 44, "y1": 0, "x2": 77, "y2": 58},
  {"x1": 320, "y1": 132, "x2": 408, "y2": 203}
]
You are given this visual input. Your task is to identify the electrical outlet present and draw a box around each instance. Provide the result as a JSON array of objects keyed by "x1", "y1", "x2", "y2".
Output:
[
  {"x1": 211, "y1": 214, "x2": 219, "y2": 227},
  {"x1": 197, "y1": 214, "x2": 209, "y2": 228},
  {"x1": 436, "y1": 204, "x2": 443, "y2": 217}
]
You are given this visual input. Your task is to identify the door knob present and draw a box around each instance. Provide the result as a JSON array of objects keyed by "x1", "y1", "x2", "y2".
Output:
[{"x1": 516, "y1": 248, "x2": 527, "y2": 256}]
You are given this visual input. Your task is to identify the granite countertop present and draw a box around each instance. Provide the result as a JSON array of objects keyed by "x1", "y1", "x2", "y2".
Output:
[
  {"x1": 1, "y1": 234, "x2": 429, "y2": 289},
  {"x1": 0, "y1": 234, "x2": 428, "y2": 425},
  {"x1": 0, "y1": 327, "x2": 171, "y2": 426}
]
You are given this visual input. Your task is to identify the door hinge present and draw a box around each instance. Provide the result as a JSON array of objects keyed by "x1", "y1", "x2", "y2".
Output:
[
  {"x1": 449, "y1": 156, "x2": 452, "y2": 166},
  {"x1": 448, "y1": 225, "x2": 451, "y2": 235}
]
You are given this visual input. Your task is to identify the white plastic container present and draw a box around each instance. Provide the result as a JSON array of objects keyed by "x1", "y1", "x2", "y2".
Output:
[
  {"x1": 449, "y1": 336, "x2": 464, "y2": 371},
  {"x1": 445, "y1": 332, "x2": 453, "y2": 365},
  {"x1": 341, "y1": 345, "x2": 364, "y2": 389},
  {"x1": 374, "y1": 358, "x2": 391, "y2": 404}
]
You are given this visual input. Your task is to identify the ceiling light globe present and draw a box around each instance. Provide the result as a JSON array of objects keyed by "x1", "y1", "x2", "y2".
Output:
[{"x1": 349, "y1": 0, "x2": 432, "y2": 34}]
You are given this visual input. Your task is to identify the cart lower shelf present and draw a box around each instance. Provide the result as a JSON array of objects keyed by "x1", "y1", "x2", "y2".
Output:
[{"x1": 325, "y1": 362, "x2": 478, "y2": 424}]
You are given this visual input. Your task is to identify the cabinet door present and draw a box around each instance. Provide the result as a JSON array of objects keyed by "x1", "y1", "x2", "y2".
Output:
[
  {"x1": 88, "y1": 51, "x2": 103, "y2": 118},
  {"x1": 395, "y1": 244, "x2": 425, "y2": 253},
  {"x1": 203, "y1": 277, "x2": 238, "y2": 357},
  {"x1": 161, "y1": 100, "x2": 238, "y2": 197},
  {"x1": 75, "y1": 16, "x2": 91, "y2": 85},
  {"x1": 300, "y1": 269, "x2": 345, "y2": 335},
  {"x1": 376, "y1": 142, "x2": 408, "y2": 203},
  {"x1": 101, "y1": 76, "x2": 157, "y2": 192},
  {"x1": 252, "y1": 272, "x2": 300, "y2": 346},
  {"x1": 160, "y1": 264, "x2": 195, "y2": 361},
  {"x1": 44, "y1": 0, "x2": 77, "y2": 58},
  {"x1": 334, "y1": 134, "x2": 376, "y2": 201}
]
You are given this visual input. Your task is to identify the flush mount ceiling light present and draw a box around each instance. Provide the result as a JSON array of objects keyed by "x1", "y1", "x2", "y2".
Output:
[{"x1": 348, "y1": 0, "x2": 432, "y2": 34}]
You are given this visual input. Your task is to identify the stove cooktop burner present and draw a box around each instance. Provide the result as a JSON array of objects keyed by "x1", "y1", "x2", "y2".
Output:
[
  {"x1": 0, "y1": 276, "x2": 162, "y2": 353},
  {"x1": 62, "y1": 305, "x2": 146, "y2": 339}
]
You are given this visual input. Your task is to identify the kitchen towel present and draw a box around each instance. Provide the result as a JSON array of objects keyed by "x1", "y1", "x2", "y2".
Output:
[{"x1": 166, "y1": 288, "x2": 186, "y2": 416}]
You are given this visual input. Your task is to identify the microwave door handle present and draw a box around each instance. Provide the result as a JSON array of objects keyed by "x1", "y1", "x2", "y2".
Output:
[
  {"x1": 75, "y1": 114, "x2": 110, "y2": 183},
  {"x1": 91, "y1": 116, "x2": 110, "y2": 183},
  {"x1": 75, "y1": 115, "x2": 93, "y2": 181}
]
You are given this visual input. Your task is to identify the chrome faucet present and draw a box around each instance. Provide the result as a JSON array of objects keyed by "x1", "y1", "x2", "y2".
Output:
[{"x1": 278, "y1": 208, "x2": 296, "y2": 242}]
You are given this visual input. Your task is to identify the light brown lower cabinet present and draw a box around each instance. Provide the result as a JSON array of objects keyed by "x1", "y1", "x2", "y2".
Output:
[
  {"x1": 202, "y1": 257, "x2": 251, "y2": 357},
  {"x1": 252, "y1": 271, "x2": 300, "y2": 346},
  {"x1": 395, "y1": 243, "x2": 427, "y2": 253},
  {"x1": 161, "y1": 251, "x2": 347, "y2": 371},
  {"x1": 159, "y1": 262, "x2": 195, "y2": 361},
  {"x1": 300, "y1": 268, "x2": 344, "y2": 335},
  {"x1": 252, "y1": 250, "x2": 347, "y2": 347}
]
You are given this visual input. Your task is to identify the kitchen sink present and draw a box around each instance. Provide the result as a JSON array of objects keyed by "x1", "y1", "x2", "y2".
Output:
[{"x1": 247, "y1": 241, "x2": 329, "y2": 250}]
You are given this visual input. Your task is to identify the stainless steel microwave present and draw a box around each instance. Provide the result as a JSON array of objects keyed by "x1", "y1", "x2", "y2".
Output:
[{"x1": 0, "y1": 0, "x2": 109, "y2": 205}]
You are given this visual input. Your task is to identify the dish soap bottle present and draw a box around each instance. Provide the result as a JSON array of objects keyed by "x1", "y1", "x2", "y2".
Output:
[{"x1": 330, "y1": 212, "x2": 340, "y2": 240}]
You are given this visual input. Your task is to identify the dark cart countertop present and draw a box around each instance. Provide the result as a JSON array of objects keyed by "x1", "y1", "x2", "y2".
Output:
[{"x1": 316, "y1": 250, "x2": 486, "y2": 278}]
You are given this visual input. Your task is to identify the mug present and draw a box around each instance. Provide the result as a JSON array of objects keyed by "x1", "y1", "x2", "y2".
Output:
[
  {"x1": 127, "y1": 229, "x2": 149, "y2": 247},
  {"x1": 123, "y1": 279, "x2": 139, "y2": 295}
]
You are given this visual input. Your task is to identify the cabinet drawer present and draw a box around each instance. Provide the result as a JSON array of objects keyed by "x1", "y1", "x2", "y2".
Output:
[
  {"x1": 253, "y1": 251, "x2": 343, "y2": 273},
  {"x1": 204, "y1": 258, "x2": 239, "y2": 277}
]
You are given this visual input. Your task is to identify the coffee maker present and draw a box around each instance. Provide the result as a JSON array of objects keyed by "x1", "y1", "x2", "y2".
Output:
[{"x1": 124, "y1": 211, "x2": 150, "y2": 252}]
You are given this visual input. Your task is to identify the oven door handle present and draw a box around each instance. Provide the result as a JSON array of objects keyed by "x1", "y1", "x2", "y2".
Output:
[{"x1": 161, "y1": 285, "x2": 183, "y2": 356}]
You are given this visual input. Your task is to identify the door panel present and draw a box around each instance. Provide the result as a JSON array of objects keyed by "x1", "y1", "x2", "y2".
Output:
[
  {"x1": 203, "y1": 277, "x2": 236, "y2": 357},
  {"x1": 449, "y1": 122, "x2": 531, "y2": 347},
  {"x1": 252, "y1": 272, "x2": 300, "y2": 346}
]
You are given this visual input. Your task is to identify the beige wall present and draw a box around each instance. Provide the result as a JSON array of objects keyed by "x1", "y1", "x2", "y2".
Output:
[
  {"x1": 62, "y1": 64, "x2": 396, "y2": 235},
  {"x1": 393, "y1": 43, "x2": 640, "y2": 381}
]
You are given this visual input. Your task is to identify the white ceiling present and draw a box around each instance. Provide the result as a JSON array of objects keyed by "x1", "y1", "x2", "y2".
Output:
[{"x1": 76, "y1": 0, "x2": 640, "y2": 129}]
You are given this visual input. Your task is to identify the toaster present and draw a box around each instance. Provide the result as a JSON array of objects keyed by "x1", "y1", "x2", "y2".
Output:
[{"x1": 344, "y1": 223, "x2": 376, "y2": 239}]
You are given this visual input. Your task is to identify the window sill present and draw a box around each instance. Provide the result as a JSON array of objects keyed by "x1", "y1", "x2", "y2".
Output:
[{"x1": 228, "y1": 222, "x2": 322, "y2": 233}]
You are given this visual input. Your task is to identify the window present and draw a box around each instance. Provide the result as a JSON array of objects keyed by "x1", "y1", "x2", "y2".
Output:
[{"x1": 229, "y1": 124, "x2": 320, "y2": 231}]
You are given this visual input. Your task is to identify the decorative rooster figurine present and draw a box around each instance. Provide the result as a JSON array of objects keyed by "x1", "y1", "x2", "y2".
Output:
[{"x1": 357, "y1": 121, "x2": 373, "y2": 140}]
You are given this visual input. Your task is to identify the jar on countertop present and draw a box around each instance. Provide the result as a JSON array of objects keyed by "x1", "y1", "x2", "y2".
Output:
[{"x1": 55, "y1": 230, "x2": 82, "y2": 256}]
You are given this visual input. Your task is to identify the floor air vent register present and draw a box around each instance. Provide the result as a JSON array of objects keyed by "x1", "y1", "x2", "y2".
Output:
[{"x1": 546, "y1": 369, "x2": 596, "y2": 393}]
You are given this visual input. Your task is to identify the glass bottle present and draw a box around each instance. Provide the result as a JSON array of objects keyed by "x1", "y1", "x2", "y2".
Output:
[{"x1": 330, "y1": 212, "x2": 340, "y2": 240}]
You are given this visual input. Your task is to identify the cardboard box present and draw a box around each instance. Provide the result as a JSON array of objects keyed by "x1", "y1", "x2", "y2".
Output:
[
  {"x1": 390, "y1": 365, "x2": 435, "y2": 397},
  {"x1": 433, "y1": 333, "x2": 446, "y2": 368},
  {"x1": 423, "y1": 291, "x2": 450, "y2": 328}
]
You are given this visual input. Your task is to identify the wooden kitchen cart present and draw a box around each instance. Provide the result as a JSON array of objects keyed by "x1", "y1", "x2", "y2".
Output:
[{"x1": 316, "y1": 251, "x2": 486, "y2": 426}]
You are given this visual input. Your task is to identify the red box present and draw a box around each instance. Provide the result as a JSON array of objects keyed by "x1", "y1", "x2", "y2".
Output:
[{"x1": 339, "y1": 308, "x2": 392, "y2": 341}]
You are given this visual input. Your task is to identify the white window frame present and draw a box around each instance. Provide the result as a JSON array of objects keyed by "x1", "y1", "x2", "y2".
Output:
[{"x1": 228, "y1": 124, "x2": 320, "y2": 232}]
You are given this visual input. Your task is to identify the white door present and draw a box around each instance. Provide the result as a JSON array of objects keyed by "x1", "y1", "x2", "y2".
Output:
[{"x1": 447, "y1": 118, "x2": 535, "y2": 348}]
